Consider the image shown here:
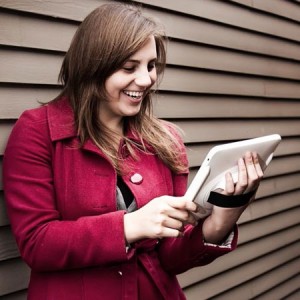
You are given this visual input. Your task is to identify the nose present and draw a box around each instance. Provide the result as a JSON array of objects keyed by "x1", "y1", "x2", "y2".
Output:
[{"x1": 134, "y1": 70, "x2": 152, "y2": 87}]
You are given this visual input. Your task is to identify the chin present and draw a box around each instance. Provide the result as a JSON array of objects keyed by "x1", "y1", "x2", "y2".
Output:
[
  {"x1": 123, "y1": 107, "x2": 142, "y2": 117},
  {"x1": 124, "y1": 111, "x2": 140, "y2": 117}
]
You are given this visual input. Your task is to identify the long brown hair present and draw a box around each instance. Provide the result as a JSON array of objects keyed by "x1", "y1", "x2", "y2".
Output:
[{"x1": 56, "y1": 3, "x2": 187, "y2": 174}]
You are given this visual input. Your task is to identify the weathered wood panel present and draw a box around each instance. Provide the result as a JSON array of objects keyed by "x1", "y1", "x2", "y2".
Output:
[
  {"x1": 183, "y1": 243, "x2": 300, "y2": 299},
  {"x1": 210, "y1": 257, "x2": 300, "y2": 300},
  {"x1": 2, "y1": 49, "x2": 300, "y2": 98},
  {"x1": 0, "y1": 0, "x2": 299, "y2": 299},
  {"x1": 136, "y1": 0, "x2": 300, "y2": 41},
  {"x1": 178, "y1": 222, "x2": 300, "y2": 286},
  {"x1": 0, "y1": 259, "x2": 30, "y2": 296},
  {"x1": 230, "y1": 0, "x2": 300, "y2": 22}
]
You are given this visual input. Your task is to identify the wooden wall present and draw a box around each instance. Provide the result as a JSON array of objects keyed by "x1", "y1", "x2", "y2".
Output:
[{"x1": 0, "y1": 0, "x2": 300, "y2": 299}]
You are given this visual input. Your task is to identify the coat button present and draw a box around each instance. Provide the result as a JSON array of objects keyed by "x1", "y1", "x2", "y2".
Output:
[{"x1": 130, "y1": 173, "x2": 143, "y2": 184}]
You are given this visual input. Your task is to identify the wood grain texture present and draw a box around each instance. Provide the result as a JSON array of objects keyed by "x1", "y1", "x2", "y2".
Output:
[
  {"x1": 0, "y1": 259, "x2": 30, "y2": 296},
  {"x1": 136, "y1": 0, "x2": 300, "y2": 41},
  {"x1": 178, "y1": 222, "x2": 300, "y2": 287},
  {"x1": 0, "y1": 0, "x2": 299, "y2": 298}
]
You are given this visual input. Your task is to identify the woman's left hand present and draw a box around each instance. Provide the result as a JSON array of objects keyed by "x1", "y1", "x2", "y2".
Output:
[
  {"x1": 221, "y1": 151, "x2": 264, "y2": 197},
  {"x1": 202, "y1": 151, "x2": 264, "y2": 244}
]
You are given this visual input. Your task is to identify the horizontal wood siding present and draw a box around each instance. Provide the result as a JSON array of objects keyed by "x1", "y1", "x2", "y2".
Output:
[{"x1": 0, "y1": 0, "x2": 299, "y2": 299}]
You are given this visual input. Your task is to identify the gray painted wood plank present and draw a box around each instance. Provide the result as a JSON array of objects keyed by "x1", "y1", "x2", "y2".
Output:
[
  {"x1": 2, "y1": 50, "x2": 300, "y2": 98},
  {"x1": 2, "y1": 87, "x2": 300, "y2": 119},
  {"x1": 0, "y1": 86, "x2": 59, "y2": 119},
  {"x1": 209, "y1": 258, "x2": 300, "y2": 300},
  {"x1": 0, "y1": 11, "x2": 76, "y2": 51},
  {"x1": 0, "y1": 227, "x2": 19, "y2": 261},
  {"x1": 1, "y1": 5, "x2": 300, "y2": 60},
  {"x1": 240, "y1": 190, "x2": 300, "y2": 223},
  {"x1": 0, "y1": 259, "x2": 29, "y2": 296},
  {"x1": 174, "y1": 119, "x2": 300, "y2": 143},
  {"x1": 0, "y1": 192, "x2": 9, "y2": 226},
  {"x1": 179, "y1": 222, "x2": 300, "y2": 288},
  {"x1": 136, "y1": 0, "x2": 300, "y2": 42},
  {"x1": 2, "y1": 12, "x2": 300, "y2": 78},
  {"x1": 183, "y1": 242, "x2": 300, "y2": 299},
  {"x1": 230, "y1": 0, "x2": 300, "y2": 23},
  {"x1": 3, "y1": 0, "x2": 300, "y2": 42}
]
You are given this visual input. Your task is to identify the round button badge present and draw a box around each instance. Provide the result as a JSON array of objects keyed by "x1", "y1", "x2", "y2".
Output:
[{"x1": 130, "y1": 173, "x2": 143, "y2": 184}]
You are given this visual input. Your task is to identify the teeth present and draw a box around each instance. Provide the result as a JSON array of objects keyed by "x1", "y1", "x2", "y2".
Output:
[{"x1": 124, "y1": 90, "x2": 143, "y2": 98}]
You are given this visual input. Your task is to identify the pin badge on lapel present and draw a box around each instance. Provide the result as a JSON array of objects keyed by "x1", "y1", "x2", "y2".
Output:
[{"x1": 130, "y1": 173, "x2": 143, "y2": 184}]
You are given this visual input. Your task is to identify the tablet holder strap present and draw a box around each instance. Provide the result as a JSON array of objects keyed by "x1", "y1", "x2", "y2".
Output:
[{"x1": 208, "y1": 189, "x2": 257, "y2": 208}]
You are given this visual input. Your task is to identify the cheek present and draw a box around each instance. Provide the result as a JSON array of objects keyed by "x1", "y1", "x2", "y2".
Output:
[
  {"x1": 105, "y1": 76, "x2": 123, "y2": 99},
  {"x1": 106, "y1": 70, "x2": 124, "y2": 85},
  {"x1": 104, "y1": 79, "x2": 112, "y2": 98},
  {"x1": 151, "y1": 71, "x2": 158, "y2": 85}
]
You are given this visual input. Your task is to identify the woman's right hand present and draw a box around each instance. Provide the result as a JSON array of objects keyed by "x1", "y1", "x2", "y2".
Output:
[{"x1": 124, "y1": 196, "x2": 198, "y2": 244}]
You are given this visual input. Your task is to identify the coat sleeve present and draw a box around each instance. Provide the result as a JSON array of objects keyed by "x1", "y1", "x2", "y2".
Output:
[
  {"x1": 3, "y1": 109, "x2": 133, "y2": 272},
  {"x1": 158, "y1": 222, "x2": 238, "y2": 275},
  {"x1": 157, "y1": 124, "x2": 238, "y2": 274}
]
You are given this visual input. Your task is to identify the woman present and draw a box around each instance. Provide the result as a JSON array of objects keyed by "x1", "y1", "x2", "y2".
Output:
[{"x1": 3, "y1": 3, "x2": 263, "y2": 299}]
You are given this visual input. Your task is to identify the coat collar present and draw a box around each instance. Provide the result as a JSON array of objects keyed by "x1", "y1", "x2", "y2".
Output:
[
  {"x1": 47, "y1": 97, "x2": 77, "y2": 142},
  {"x1": 46, "y1": 97, "x2": 105, "y2": 156},
  {"x1": 46, "y1": 97, "x2": 150, "y2": 152}
]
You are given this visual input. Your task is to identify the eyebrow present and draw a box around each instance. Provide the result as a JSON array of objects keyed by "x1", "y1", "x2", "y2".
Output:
[{"x1": 125, "y1": 58, "x2": 157, "y2": 63}]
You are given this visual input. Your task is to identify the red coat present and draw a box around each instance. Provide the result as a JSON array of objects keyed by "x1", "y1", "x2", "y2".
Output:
[{"x1": 3, "y1": 98, "x2": 237, "y2": 300}]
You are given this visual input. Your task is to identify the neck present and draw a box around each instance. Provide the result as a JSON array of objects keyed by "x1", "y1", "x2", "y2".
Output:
[{"x1": 106, "y1": 120, "x2": 125, "y2": 151}]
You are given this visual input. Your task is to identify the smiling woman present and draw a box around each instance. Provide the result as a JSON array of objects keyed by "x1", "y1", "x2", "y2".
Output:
[
  {"x1": 55, "y1": 3, "x2": 183, "y2": 175},
  {"x1": 2, "y1": 2, "x2": 264, "y2": 300}
]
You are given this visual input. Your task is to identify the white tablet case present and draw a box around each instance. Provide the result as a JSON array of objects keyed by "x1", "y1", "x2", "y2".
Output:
[{"x1": 185, "y1": 134, "x2": 281, "y2": 219}]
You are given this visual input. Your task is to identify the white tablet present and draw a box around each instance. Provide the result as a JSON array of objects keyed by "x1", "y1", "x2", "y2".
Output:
[{"x1": 185, "y1": 134, "x2": 281, "y2": 219}]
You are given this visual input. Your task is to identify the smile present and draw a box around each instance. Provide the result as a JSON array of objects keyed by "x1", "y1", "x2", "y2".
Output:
[{"x1": 123, "y1": 90, "x2": 144, "y2": 99}]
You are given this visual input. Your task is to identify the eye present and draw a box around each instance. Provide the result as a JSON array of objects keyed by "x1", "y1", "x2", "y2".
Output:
[
  {"x1": 147, "y1": 62, "x2": 156, "y2": 72},
  {"x1": 122, "y1": 62, "x2": 136, "y2": 73},
  {"x1": 123, "y1": 66, "x2": 135, "y2": 73}
]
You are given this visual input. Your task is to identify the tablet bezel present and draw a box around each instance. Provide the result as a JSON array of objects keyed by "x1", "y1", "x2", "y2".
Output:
[{"x1": 185, "y1": 134, "x2": 281, "y2": 218}]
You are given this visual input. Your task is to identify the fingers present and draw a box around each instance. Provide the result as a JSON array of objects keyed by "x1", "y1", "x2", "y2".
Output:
[
  {"x1": 224, "y1": 172, "x2": 235, "y2": 195},
  {"x1": 125, "y1": 195, "x2": 201, "y2": 242},
  {"x1": 244, "y1": 151, "x2": 263, "y2": 192},
  {"x1": 161, "y1": 216, "x2": 185, "y2": 234},
  {"x1": 142, "y1": 196, "x2": 198, "y2": 239},
  {"x1": 223, "y1": 151, "x2": 264, "y2": 196},
  {"x1": 164, "y1": 197, "x2": 198, "y2": 226},
  {"x1": 223, "y1": 158, "x2": 248, "y2": 195},
  {"x1": 167, "y1": 196, "x2": 198, "y2": 213},
  {"x1": 234, "y1": 158, "x2": 248, "y2": 194},
  {"x1": 253, "y1": 152, "x2": 264, "y2": 178}
]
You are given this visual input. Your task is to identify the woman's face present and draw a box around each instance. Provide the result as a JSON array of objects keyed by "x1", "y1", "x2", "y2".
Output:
[{"x1": 101, "y1": 36, "x2": 158, "y2": 129}]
